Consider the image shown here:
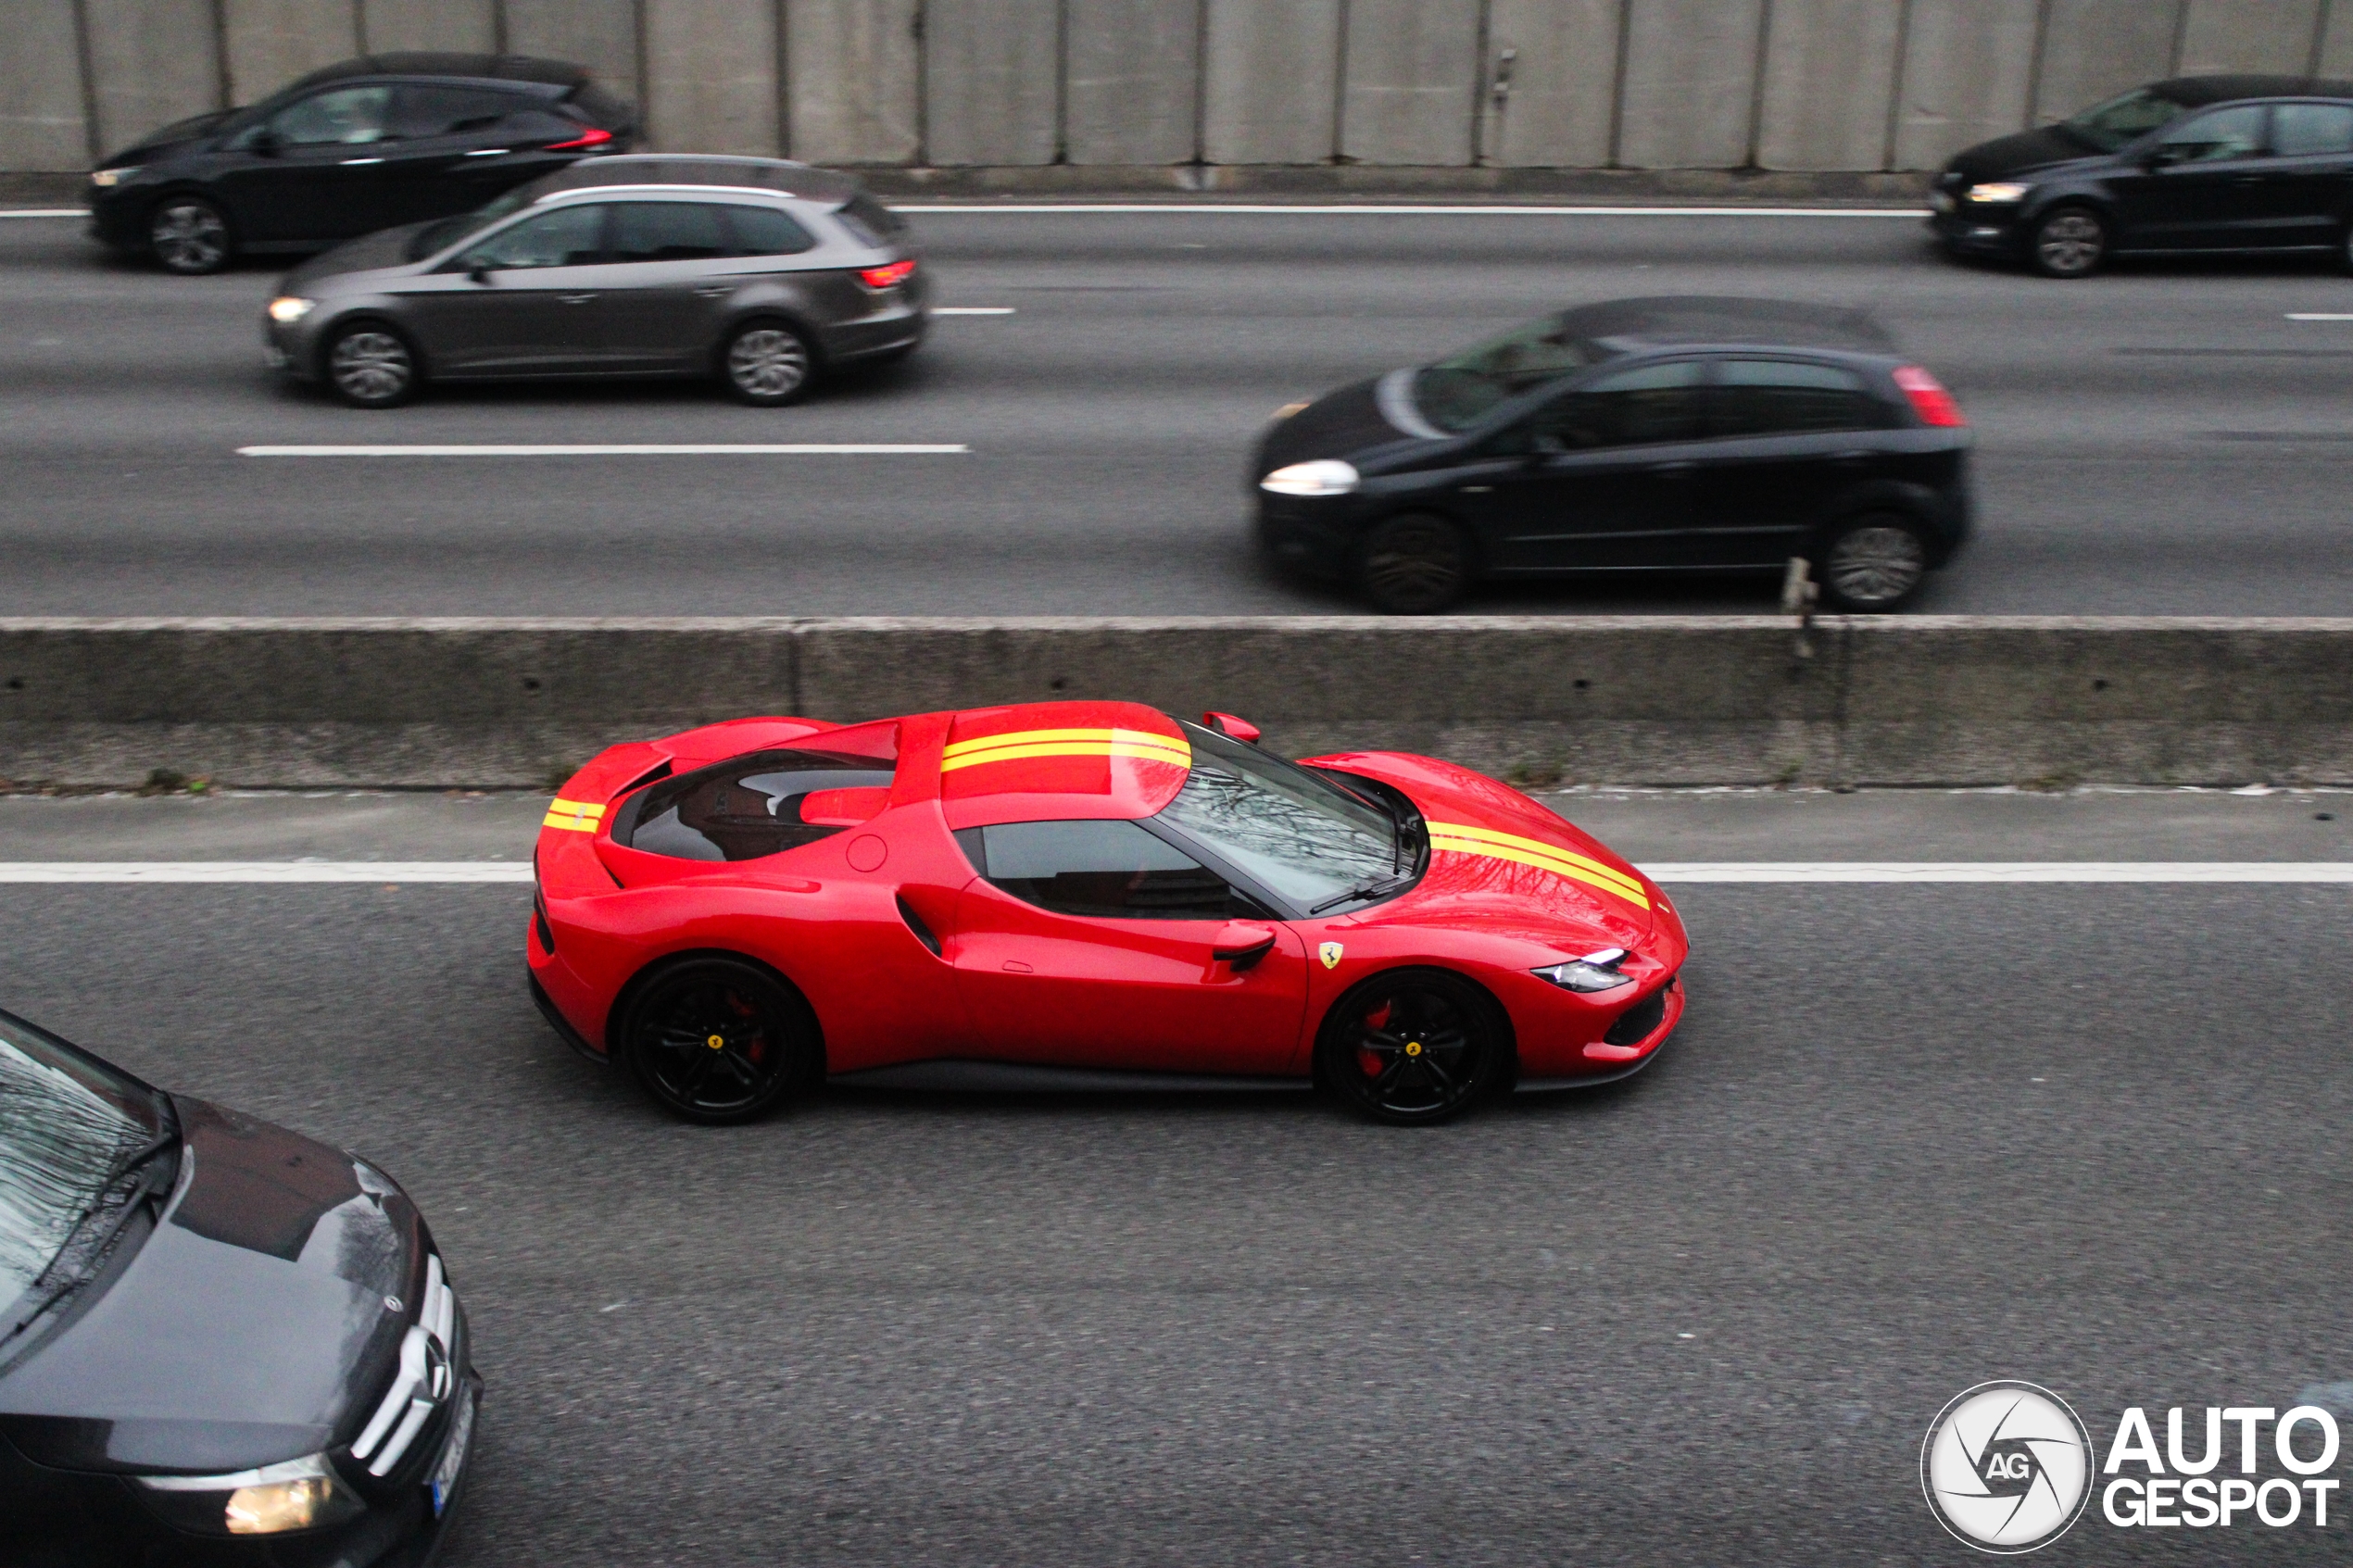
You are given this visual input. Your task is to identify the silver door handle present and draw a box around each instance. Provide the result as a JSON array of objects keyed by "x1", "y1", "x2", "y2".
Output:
[
  {"x1": 463, "y1": 147, "x2": 510, "y2": 157},
  {"x1": 558, "y1": 294, "x2": 598, "y2": 305},
  {"x1": 339, "y1": 157, "x2": 384, "y2": 165},
  {"x1": 693, "y1": 284, "x2": 734, "y2": 297}
]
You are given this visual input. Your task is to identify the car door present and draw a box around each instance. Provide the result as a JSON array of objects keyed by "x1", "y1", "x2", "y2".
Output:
[
  {"x1": 948, "y1": 818, "x2": 1311, "y2": 1075},
  {"x1": 2110, "y1": 103, "x2": 2275, "y2": 249},
  {"x1": 213, "y1": 84, "x2": 398, "y2": 243},
  {"x1": 397, "y1": 201, "x2": 620, "y2": 375},
  {"x1": 1686, "y1": 358, "x2": 1896, "y2": 567},
  {"x1": 380, "y1": 84, "x2": 538, "y2": 226},
  {"x1": 1472, "y1": 358, "x2": 1710, "y2": 571},
  {"x1": 2255, "y1": 100, "x2": 2353, "y2": 248},
  {"x1": 595, "y1": 201, "x2": 797, "y2": 371}
]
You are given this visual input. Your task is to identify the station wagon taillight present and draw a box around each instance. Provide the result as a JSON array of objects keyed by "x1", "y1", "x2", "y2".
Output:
[
  {"x1": 856, "y1": 259, "x2": 917, "y2": 290},
  {"x1": 544, "y1": 126, "x2": 613, "y2": 151},
  {"x1": 1894, "y1": 365, "x2": 1966, "y2": 428}
]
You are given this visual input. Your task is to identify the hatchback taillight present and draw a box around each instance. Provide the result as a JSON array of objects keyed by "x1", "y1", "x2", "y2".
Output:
[
  {"x1": 856, "y1": 259, "x2": 917, "y2": 290},
  {"x1": 545, "y1": 126, "x2": 612, "y2": 151},
  {"x1": 1894, "y1": 365, "x2": 1966, "y2": 427}
]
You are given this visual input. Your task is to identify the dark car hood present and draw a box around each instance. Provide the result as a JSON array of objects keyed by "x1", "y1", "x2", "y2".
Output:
[
  {"x1": 1947, "y1": 125, "x2": 2102, "y2": 182},
  {"x1": 0, "y1": 1098, "x2": 416, "y2": 1474},
  {"x1": 285, "y1": 221, "x2": 437, "y2": 288},
  {"x1": 106, "y1": 108, "x2": 239, "y2": 168},
  {"x1": 1255, "y1": 375, "x2": 1420, "y2": 475}
]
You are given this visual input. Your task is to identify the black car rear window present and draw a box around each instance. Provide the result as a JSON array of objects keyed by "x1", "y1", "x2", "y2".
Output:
[
  {"x1": 1712, "y1": 358, "x2": 1891, "y2": 436},
  {"x1": 833, "y1": 192, "x2": 905, "y2": 247},
  {"x1": 390, "y1": 84, "x2": 524, "y2": 138},
  {"x1": 616, "y1": 749, "x2": 897, "y2": 862}
]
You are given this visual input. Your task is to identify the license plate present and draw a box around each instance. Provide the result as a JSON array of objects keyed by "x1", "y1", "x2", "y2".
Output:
[{"x1": 427, "y1": 1388, "x2": 475, "y2": 1518}]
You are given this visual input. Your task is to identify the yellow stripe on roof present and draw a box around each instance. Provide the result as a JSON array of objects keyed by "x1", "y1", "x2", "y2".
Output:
[
  {"x1": 943, "y1": 726, "x2": 1189, "y2": 760},
  {"x1": 1426, "y1": 821, "x2": 1645, "y2": 897},
  {"x1": 1428, "y1": 830, "x2": 1650, "y2": 909},
  {"x1": 939, "y1": 739, "x2": 1193, "y2": 773}
]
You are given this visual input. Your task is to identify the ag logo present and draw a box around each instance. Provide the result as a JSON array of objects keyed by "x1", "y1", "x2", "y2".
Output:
[
  {"x1": 1318, "y1": 942, "x2": 1343, "y2": 969},
  {"x1": 1922, "y1": 1381, "x2": 2094, "y2": 1553}
]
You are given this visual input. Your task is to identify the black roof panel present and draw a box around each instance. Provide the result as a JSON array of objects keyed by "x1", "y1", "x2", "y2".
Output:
[
  {"x1": 279, "y1": 53, "x2": 587, "y2": 96},
  {"x1": 2157, "y1": 73, "x2": 2353, "y2": 106},
  {"x1": 1561, "y1": 295, "x2": 1895, "y2": 356}
]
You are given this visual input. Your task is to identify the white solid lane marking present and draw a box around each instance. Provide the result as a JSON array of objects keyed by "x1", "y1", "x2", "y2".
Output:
[
  {"x1": 0, "y1": 862, "x2": 533, "y2": 883},
  {"x1": 895, "y1": 203, "x2": 1928, "y2": 218},
  {"x1": 932, "y1": 306, "x2": 1016, "y2": 315},
  {"x1": 235, "y1": 444, "x2": 969, "y2": 457},
  {"x1": 2287, "y1": 312, "x2": 2353, "y2": 320},
  {"x1": 5, "y1": 861, "x2": 2349, "y2": 885},
  {"x1": 0, "y1": 209, "x2": 82, "y2": 219},
  {"x1": 1645, "y1": 862, "x2": 2353, "y2": 883}
]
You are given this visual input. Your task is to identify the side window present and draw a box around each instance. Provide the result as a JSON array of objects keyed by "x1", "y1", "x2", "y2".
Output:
[
  {"x1": 2156, "y1": 104, "x2": 2269, "y2": 163},
  {"x1": 959, "y1": 820, "x2": 1241, "y2": 920},
  {"x1": 1516, "y1": 359, "x2": 1706, "y2": 452},
  {"x1": 266, "y1": 85, "x2": 395, "y2": 146},
  {"x1": 607, "y1": 202, "x2": 737, "y2": 264},
  {"x1": 726, "y1": 206, "x2": 817, "y2": 257},
  {"x1": 455, "y1": 203, "x2": 606, "y2": 270},
  {"x1": 616, "y1": 749, "x2": 898, "y2": 862},
  {"x1": 390, "y1": 85, "x2": 526, "y2": 140},
  {"x1": 1712, "y1": 359, "x2": 1885, "y2": 438},
  {"x1": 2272, "y1": 102, "x2": 2353, "y2": 157}
]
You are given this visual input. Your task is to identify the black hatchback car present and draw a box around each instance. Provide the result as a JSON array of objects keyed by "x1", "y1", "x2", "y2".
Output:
[
  {"x1": 1253, "y1": 297, "x2": 1971, "y2": 614},
  {"x1": 1931, "y1": 74, "x2": 2353, "y2": 276},
  {"x1": 88, "y1": 51, "x2": 637, "y2": 274},
  {"x1": 0, "y1": 1010, "x2": 478, "y2": 1566}
]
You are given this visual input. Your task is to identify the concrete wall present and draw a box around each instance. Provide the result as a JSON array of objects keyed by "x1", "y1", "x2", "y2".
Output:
[
  {"x1": 10, "y1": 0, "x2": 2351, "y2": 174},
  {"x1": 9, "y1": 619, "x2": 2353, "y2": 790}
]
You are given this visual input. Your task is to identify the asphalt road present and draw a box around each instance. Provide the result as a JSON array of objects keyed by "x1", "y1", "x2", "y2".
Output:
[
  {"x1": 1, "y1": 792, "x2": 2347, "y2": 1563},
  {"x1": 9, "y1": 205, "x2": 2353, "y2": 617}
]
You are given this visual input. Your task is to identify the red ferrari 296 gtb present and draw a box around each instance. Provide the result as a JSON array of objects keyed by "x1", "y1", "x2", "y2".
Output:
[{"x1": 527, "y1": 701, "x2": 1688, "y2": 1124}]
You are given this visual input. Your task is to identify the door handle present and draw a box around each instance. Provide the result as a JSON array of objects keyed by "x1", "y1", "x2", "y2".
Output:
[
  {"x1": 693, "y1": 284, "x2": 735, "y2": 298},
  {"x1": 339, "y1": 157, "x2": 384, "y2": 166},
  {"x1": 1829, "y1": 450, "x2": 1873, "y2": 466},
  {"x1": 1648, "y1": 460, "x2": 1698, "y2": 477},
  {"x1": 558, "y1": 294, "x2": 598, "y2": 305},
  {"x1": 2232, "y1": 173, "x2": 2266, "y2": 185},
  {"x1": 463, "y1": 147, "x2": 510, "y2": 157}
]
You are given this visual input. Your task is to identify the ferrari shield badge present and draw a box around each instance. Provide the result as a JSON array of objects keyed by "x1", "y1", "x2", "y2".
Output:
[{"x1": 1318, "y1": 942, "x2": 1344, "y2": 970}]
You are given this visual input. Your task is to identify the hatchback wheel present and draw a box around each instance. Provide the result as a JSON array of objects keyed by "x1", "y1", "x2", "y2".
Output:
[
  {"x1": 723, "y1": 322, "x2": 815, "y2": 406},
  {"x1": 149, "y1": 196, "x2": 232, "y2": 275},
  {"x1": 1817, "y1": 514, "x2": 1929, "y2": 612},
  {"x1": 618, "y1": 958, "x2": 820, "y2": 1124},
  {"x1": 1317, "y1": 970, "x2": 1507, "y2": 1125},
  {"x1": 2030, "y1": 206, "x2": 2108, "y2": 279},
  {"x1": 324, "y1": 324, "x2": 419, "y2": 408},
  {"x1": 1358, "y1": 513, "x2": 1470, "y2": 614}
]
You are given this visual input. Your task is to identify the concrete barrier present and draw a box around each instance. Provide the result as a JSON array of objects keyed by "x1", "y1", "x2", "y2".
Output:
[{"x1": 6, "y1": 618, "x2": 2353, "y2": 791}]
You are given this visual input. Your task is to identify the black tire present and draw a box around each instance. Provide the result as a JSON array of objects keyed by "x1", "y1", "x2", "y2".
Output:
[
  {"x1": 721, "y1": 320, "x2": 817, "y2": 406},
  {"x1": 148, "y1": 194, "x2": 233, "y2": 275},
  {"x1": 1815, "y1": 512, "x2": 1931, "y2": 613},
  {"x1": 322, "y1": 321, "x2": 421, "y2": 408},
  {"x1": 1358, "y1": 513, "x2": 1470, "y2": 614},
  {"x1": 617, "y1": 957, "x2": 821, "y2": 1124},
  {"x1": 1315, "y1": 968, "x2": 1509, "y2": 1125},
  {"x1": 2029, "y1": 205, "x2": 2108, "y2": 279}
]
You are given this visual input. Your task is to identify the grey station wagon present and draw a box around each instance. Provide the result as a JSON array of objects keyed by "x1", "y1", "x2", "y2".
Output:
[{"x1": 262, "y1": 155, "x2": 927, "y2": 407}]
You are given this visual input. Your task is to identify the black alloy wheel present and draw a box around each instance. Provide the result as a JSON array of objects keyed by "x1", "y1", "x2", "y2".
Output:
[
  {"x1": 148, "y1": 195, "x2": 233, "y2": 275},
  {"x1": 324, "y1": 323, "x2": 420, "y2": 408},
  {"x1": 1315, "y1": 969, "x2": 1506, "y2": 1125},
  {"x1": 619, "y1": 958, "x2": 819, "y2": 1123},
  {"x1": 722, "y1": 320, "x2": 816, "y2": 406},
  {"x1": 1358, "y1": 513, "x2": 1470, "y2": 614},
  {"x1": 2029, "y1": 206, "x2": 2108, "y2": 279},
  {"x1": 1815, "y1": 512, "x2": 1930, "y2": 612}
]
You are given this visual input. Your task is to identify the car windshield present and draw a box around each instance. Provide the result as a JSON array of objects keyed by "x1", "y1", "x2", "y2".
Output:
[
  {"x1": 407, "y1": 184, "x2": 541, "y2": 260},
  {"x1": 1412, "y1": 313, "x2": 1613, "y2": 433},
  {"x1": 1152, "y1": 722, "x2": 1405, "y2": 911},
  {"x1": 2063, "y1": 86, "x2": 2194, "y2": 152},
  {"x1": 0, "y1": 1014, "x2": 168, "y2": 1336}
]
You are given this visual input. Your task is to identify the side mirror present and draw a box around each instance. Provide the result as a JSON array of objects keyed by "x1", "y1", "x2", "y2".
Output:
[
  {"x1": 1210, "y1": 921, "x2": 1277, "y2": 972},
  {"x1": 248, "y1": 128, "x2": 283, "y2": 156},
  {"x1": 465, "y1": 259, "x2": 492, "y2": 283},
  {"x1": 1202, "y1": 711, "x2": 1262, "y2": 745},
  {"x1": 2143, "y1": 144, "x2": 2185, "y2": 169}
]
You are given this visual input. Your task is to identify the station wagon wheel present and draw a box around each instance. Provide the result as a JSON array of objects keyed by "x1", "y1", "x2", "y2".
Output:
[
  {"x1": 2030, "y1": 206, "x2": 2107, "y2": 279},
  {"x1": 1316, "y1": 969, "x2": 1506, "y2": 1125},
  {"x1": 149, "y1": 196, "x2": 232, "y2": 275},
  {"x1": 722, "y1": 321, "x2": 815, "y2": 406},
  {"x1": 619, "y1": 958, "x2": 819, "y2": 1124},
  {"x1": 324, "y1": 323, "x2": 420, "y2": 408},
  {"x1": 1358, "y1": 513, "x2": 1470, "y2": 614},
  {"x1": 1816, "y1": 513, "x2": 1929, "y2": 612}
]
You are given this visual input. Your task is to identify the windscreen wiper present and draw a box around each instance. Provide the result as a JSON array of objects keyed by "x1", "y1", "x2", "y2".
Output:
[{"x1": 1309, "y1": 872, "x2": 1417, "y2": 916}]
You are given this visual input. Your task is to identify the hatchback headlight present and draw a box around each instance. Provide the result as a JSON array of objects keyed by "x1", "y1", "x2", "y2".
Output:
[
  {"x1": 1534, "y1": 947, "x2": 1633, "y2": 993},
  {"x1": 1260, "y1": 459, "x2": 1359, "y2": 496},
  {"x1": 137, "y1": 1452, "x2": 364, "y2": 1536},
  {"x1": 267, "y1": 296, "x2": 317, "y2": 323},
  {"x1": 1964, "y1": 182, "x2": 2030, "y2": 204},
  {"x1": 90, "y1": 166, "x2": 141, "y2": 188}
]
